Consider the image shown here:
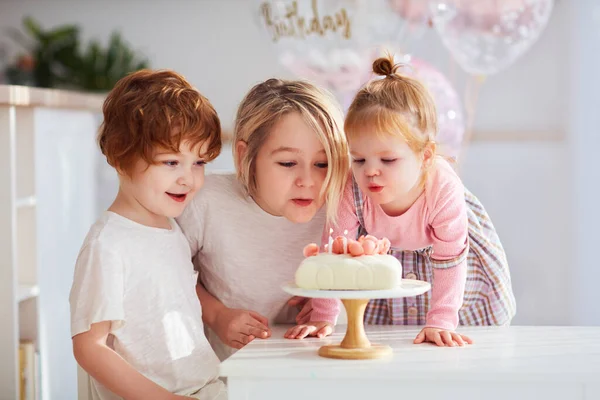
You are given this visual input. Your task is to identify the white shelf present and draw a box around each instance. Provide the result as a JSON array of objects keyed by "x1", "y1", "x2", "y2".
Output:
[
  {"x1": 16, "y1": 196, "x2": 36, "y2": 208},
  {"x1": 18, "y1": 285, "x2": 39, "y2": 303}
]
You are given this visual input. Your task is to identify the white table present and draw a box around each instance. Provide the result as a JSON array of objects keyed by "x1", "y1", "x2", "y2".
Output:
[{"x1": 219, "y1": 325, "x2": 600, "y2": 400}]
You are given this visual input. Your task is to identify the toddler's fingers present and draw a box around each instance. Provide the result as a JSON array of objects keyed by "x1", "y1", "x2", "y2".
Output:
[
  {"x1": 414, "y1": 330, "x2": 426, "y2": 344},
  {"x1": 296, "y1": 326, "x2": 315, "y2": 339},
  {"x1": 441, "y1": 331, "x2": 455, "y2": 347},
  {"x1": 433, "y1": 332, "x2": 445, "y2": 347},
  {"x1": 284, "y1": 327, "x2": 296, "y2": 338},
  {"x1": 451, "y1": 332, "x2": 465, "y2": 347},
  {"x1": 461, "y1": 334, "x2": 474, "y2": 344},
  {"x1": 317, "y1": 325, "x2": 333, "y2": 338},
  {"x1": 286, "y1": 326, "x2": 304, "y2": 339}
]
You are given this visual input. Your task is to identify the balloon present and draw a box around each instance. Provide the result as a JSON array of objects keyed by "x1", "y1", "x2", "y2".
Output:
[
  {"x1": 400, "y1": 55, "x2": 466, "y2": 159},
  {"x1": 388, "y1": 0, "x2": 432, "y2": 26},
  {"x1": 429, "y1": 0, "x2": 554, "y2": 75}
]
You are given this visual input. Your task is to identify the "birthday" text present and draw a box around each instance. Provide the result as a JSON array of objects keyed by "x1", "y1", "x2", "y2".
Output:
[{"x1": 260, "y1": 0, "x2": 352, "y2": 42}]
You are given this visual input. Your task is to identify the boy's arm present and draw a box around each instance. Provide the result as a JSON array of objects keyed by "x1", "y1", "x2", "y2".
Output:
[{"x1": 73, "y1": 321, "x2": 186, "y2": 400}]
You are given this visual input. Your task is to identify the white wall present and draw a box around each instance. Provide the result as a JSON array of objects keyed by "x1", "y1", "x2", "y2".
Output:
[{"x1": 568, "y1": 0, "x2": 600, "y2": 326}]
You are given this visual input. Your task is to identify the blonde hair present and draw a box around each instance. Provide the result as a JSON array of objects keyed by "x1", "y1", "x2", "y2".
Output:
[
  {"x1": 233, "y1": 78, "x2": 349, "y2": 223},
  {"x1": 345, "y1": 55, "x2": 438, "y2": 158}
]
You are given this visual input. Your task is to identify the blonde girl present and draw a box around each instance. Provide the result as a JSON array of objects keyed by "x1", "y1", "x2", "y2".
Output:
[{"x1": 177, "y1": 78, "x2": 349, "y2": 360}]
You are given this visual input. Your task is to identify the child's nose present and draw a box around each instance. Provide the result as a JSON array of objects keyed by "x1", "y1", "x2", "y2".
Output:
[
  {"x1": 177, "y1": 168, "x2": 195, "y2": 187},
  {"x1": 365, "y1": 165, "x2": 379, "y2": 177},
  {"x1": 296, "y1": 167, "x2": 315, "y2": 187}
]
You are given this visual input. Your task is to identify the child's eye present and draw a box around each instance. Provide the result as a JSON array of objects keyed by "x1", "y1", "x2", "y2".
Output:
[
  {"x1": 352, "y1": 159, "x2": 365, "y2": 164},
  {"x1": 195, "y1": 160, "x2": 206, "y2": 166},
  {"x1": 163, "y1": 161, "x2": 178, "y2": 167},
  {"x1": 315, "y1": 162, "x2": 328, "y2": 169},
  {"x1": 381, "y1": 158, "x2": 398, "y2": 163},
  {"x1": 278, "y1": 162, "x2": 296, "y2": 168}
]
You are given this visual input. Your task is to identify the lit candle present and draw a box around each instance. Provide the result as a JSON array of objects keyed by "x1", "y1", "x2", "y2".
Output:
[
  {"x1": 343, "y1": 230, "x2": 348, "y2": 254},
  {"x1": 328, "y1": 228, "x2": 333, "y2": 254}
]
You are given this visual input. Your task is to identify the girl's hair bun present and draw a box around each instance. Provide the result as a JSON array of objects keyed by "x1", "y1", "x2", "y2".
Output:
[{"x1": 372, "y1": 55, "x2": 399, "y2": 77}]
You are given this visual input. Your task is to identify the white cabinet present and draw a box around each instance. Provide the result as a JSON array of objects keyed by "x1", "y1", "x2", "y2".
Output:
[{"x1": 0, "y1": 85, "x2": 104, "y2": 400}]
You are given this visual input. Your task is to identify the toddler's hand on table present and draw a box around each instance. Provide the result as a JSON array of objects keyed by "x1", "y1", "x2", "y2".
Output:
[
  {"x1": 284, "y1": 322, "x2": 333, "y2": 339},
  {"x1": 414, "y1": 327, "x2": 473, "y2": 347},
  {"x1": 287, "y1": 296, "x2": 313, "y2": 324},
  {"x1": 214, "y1": 307, "x2": 271, "y2": 349}
]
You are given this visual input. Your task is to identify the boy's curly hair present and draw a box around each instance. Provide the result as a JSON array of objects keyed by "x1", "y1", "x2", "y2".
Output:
[{"x1": 98, "y1": 69, "x2": 221, "y2": 175}]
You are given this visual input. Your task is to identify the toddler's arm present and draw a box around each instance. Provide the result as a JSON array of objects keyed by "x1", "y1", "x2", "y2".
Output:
[{"x1": 73, "y1": 321, "x2": 188, "y2": 400}]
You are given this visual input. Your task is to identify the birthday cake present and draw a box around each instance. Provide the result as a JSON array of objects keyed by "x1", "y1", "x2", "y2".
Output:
[{"x1": 295, "y1": 234, "x2": 402, "y2": 290}]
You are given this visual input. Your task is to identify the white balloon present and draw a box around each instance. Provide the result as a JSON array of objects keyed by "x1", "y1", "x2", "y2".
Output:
[{"x1": 429, "y1": 0, "x2": 554, "y2": 75}]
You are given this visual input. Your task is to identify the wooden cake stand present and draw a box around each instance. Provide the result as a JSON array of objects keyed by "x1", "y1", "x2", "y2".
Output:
[{"x1": 282, "y1": 280, "x2": 431, "y2": 360}]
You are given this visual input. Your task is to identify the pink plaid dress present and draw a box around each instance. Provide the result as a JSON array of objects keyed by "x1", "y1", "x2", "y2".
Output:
[{"x1": 350, "y1": 178, "x2": 517, "y2": 326}]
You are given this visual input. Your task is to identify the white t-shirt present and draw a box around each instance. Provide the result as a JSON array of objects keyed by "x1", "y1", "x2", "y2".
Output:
[
  {"x1": 176, "y1": 173, "x2": 326, "y2": 360},
  {"x1": 69, "y1": 212, "x2": 223, "y2": 400}
]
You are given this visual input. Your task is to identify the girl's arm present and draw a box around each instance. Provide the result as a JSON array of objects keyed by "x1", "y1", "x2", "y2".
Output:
[
  {"x1": 423, "y1": 170, "x2": 470, "y2": 334},
  {"x1": 196, "y1": 278, "x2": 271, "y2": 349},
  {"x1": 73, "y1": 322, "x2": 187, "y2": 400},
  {"x1": 426, "y1": 253, "x2": 468, "y2": 330},
  {"x1": 195, "y1": 278, "x2": 226, "y2": 328}
]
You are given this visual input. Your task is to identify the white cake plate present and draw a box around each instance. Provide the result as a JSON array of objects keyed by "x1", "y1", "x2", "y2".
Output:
[
  {"x1": 282, "y1": 279, "x2": 431, "y2": 360},
  {"x1": 282, "y1": 279, "x2": 431, "y2": 300}
]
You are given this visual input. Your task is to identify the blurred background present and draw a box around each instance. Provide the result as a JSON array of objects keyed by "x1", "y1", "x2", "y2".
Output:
[{"x1": 1, "y1": 0, "x2": 599, "y2": 399}]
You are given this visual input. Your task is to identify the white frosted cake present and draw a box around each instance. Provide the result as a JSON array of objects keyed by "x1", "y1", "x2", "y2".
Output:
[{"x1": 295, "y1": 253, "x2": 402, "y2": 290}]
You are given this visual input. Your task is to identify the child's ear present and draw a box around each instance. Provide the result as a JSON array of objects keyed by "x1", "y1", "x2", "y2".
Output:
[
  {"x1": 236, "y1": 140, "x2": 248, "y2": 167},
  {"x1": 422, "y1": 141, "x2": 436, "y2": 167}
]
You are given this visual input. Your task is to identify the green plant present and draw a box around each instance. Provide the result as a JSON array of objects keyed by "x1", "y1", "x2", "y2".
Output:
[
  {"x1": 72, "y1": 32, "x2": 149, "y2": 92},
  {"x1": 6, "y1": 16, "x2": 80, "y2": 88},
  {"x1": 4, "y1": 16, "x2": 149, "y2": 92}
]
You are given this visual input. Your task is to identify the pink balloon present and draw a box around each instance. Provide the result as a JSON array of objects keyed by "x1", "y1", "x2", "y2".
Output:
[
  {"x1": 401, "y1": 57, "x2": 465, "y2": 160},
  {"x1": 280, "y1": 48, "x2": 376, "y2": 104},
  {"x1": 388, "y1": 0, "x2": 431, "y2": 25}
]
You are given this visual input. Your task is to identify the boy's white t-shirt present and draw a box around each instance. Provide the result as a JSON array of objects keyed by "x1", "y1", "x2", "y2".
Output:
[
  {"x1": 176, "y1": 173, "x2": 326, "y2": 361},
  {"x1": 69, "y1": 212, "x2": 223, "y2": 400}
]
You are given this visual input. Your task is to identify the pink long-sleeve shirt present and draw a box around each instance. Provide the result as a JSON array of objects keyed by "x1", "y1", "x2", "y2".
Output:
[{"x1": 311, "y1": 158, "x2": 468, "y2": 331}]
